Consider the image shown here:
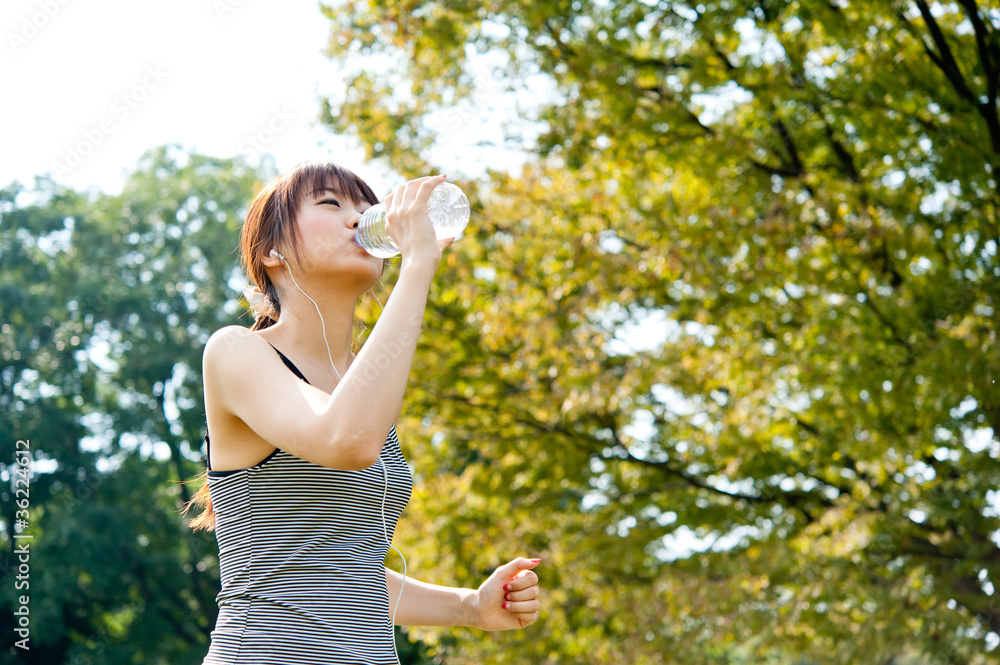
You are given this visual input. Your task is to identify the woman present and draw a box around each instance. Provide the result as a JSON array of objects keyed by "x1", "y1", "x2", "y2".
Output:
[{"x1": 183, "y1": 163, "x2": 542, "y2": 665}]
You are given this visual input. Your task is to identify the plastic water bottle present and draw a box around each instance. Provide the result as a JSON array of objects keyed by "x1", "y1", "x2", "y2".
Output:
[{"x1": 354, "y1": 182, "x2": 471, "y2": 258}]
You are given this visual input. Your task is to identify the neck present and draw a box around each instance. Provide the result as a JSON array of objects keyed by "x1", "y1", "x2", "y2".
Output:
[{"x1": 262, "y1": 277, "x2": 361, "y2": 383}]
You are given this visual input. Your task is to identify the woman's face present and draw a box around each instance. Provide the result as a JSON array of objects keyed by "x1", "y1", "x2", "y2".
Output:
[{"x1": 290, "y1": 184, "x2": 382, "y2": 286}]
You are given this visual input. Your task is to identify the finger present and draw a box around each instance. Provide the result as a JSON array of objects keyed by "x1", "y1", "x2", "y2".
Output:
[
  {"x1": 390, "y1": 176, "x2": 431, "y2": 210},
  {"x1": 391, "y1": 180, "x2": 412, "y2": 206},
  {"x1": 407, "y1": 174, "x2": 446, "y2": 207},
  {"x1": 516, "y1": 611, "x2": 540, "y2": 628},
  {"x1": 504, "y1": 586, "x2": 539, "y2": 602},
  {"x1": 502, "y1": 599, "x2": 541, "y2": 614},
  {"x1": 399, "y1": 175, "x2": 438, "y2": 208},
  {"x1": 506, "y1": 570, "x2": 538, "y2": 591},
  {"x1": 501, "y1": 557, "x2": 542, "y2": 577},
  {"x1": 398, "y1": 179, "x2": 420, "y2": 207},
  {"x1": 417, "y1": 174, "x2": 447, "y2": 198}
]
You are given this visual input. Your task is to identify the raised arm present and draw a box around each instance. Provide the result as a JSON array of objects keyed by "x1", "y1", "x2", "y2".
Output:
[{"x1": 203, "y1": 176, "x2": 446, "y2": 470}]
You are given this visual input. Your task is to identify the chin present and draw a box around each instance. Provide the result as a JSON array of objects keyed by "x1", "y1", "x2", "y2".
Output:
[{"x1": 355, "y1": 260, "x2": 384, "y2": 292}]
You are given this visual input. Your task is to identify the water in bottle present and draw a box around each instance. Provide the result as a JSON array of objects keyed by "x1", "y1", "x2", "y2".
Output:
[{"x1": 354, "y1": 182, "x2": 471, "y2": 258}]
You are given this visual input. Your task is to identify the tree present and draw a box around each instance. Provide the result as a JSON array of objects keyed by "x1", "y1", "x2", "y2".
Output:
[
  {"x1": 0, "y1": 147, "x2": 260, "y2": 664},
  {"x1": 321, "y1": 1, "x2": 1000, "y2": 662}
]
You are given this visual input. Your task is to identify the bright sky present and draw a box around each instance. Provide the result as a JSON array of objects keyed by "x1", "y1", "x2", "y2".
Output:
[{"x1": 2, "y1": 0, "x2": 396, "y2": 194}]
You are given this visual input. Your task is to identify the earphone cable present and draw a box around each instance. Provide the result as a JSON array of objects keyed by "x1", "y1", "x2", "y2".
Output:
[
  {"x1": 277, "y1": 254, "x2": 342, "y2": 382},
  {"x1": 277, "y1": 256, "x2": 403, "y2": 664},
  {"x1": 381, "y1": 458, "x2": 407, "y2": 665}
]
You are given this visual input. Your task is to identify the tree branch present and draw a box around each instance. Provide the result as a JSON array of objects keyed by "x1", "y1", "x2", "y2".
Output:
[
  {"x1": 772, "y1": 117, "x2": 804, "y2": 177},
  {"x1": 956, "y1": 0, "x2": 1000, "y2": 157},
  {"x1": 698, "y1": 28, "x2": 808, "y2": 179},
  {"x1": 957, "y1": 0, "x2": 999, "y2": 108},
  {"x1": 807, "y1": 101, "x2": 860, "y2": 182},
  {"x1": 912, "y1": 0, "x2": 979, "y2": 105}
]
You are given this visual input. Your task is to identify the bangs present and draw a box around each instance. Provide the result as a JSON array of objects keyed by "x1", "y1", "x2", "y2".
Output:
[{"x1": 283, "y1": 162, "x2": 380, "y2": 208}]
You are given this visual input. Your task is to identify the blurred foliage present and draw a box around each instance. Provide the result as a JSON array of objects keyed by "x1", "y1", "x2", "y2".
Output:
[
  {"x1": 320, "y1": 0, "x2": 1000, "y2": 663},
  {"x1": 0, "y1": 147, "x2": 261, "y2": 664}
]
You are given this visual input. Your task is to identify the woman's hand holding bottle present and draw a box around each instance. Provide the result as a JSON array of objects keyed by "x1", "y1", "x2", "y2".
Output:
[{"x1": 381, "y1": 175, "x2": 453, "y2": 270}]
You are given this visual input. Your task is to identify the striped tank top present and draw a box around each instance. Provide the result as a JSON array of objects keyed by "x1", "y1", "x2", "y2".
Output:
[{"x1": 202, "y1": 345, "x2": 413, "y2": 665}]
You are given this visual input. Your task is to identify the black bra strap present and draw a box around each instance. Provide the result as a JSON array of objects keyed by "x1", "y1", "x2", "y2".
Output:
[{"x1": 268, "y1": 343, "x2": 311, "y2": 385}]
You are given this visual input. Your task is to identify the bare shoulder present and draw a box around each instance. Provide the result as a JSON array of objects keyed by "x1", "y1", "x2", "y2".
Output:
[
  {"x1": 202, "y1": 326, "x2": 282, "y2": 468},
  {"x1": 202, "y1": 326, "x2": 270, "y2": 393},
  {"x1": 204, "y1": 325, "x2": 260, "y2": 360}
]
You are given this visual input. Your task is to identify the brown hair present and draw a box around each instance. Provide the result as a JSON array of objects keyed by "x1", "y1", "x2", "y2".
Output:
[{"x1": 181, "y1": 162, "x2": 380, "y2": 531}]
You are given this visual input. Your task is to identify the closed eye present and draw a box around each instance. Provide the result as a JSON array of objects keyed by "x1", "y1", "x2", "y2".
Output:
[{"x1": 319, "y1": 198, "x2": 341, "y2": 207}]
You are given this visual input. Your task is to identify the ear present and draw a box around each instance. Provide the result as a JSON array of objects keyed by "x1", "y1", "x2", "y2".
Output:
[{"x1": 261, "y1": 248, "x2": 283, "y2": 268}]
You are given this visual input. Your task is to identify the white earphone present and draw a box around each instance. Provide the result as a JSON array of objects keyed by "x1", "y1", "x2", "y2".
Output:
[
  {"x1": 269, "y1": 247, "x2": 341, "y2": 380},
  {"x1": 268, "y1": 246, "x2": 406, "y2": 664}
]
